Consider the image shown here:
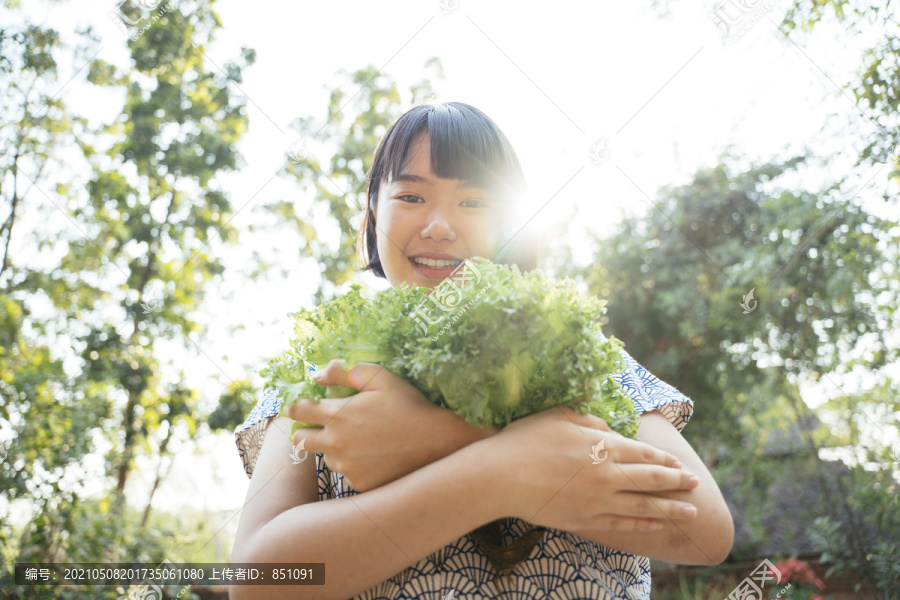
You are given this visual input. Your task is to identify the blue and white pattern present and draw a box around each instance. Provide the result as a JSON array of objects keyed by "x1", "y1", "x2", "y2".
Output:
[{"x1": 234, "y1": 347, "x2": 693, "y2": 599}]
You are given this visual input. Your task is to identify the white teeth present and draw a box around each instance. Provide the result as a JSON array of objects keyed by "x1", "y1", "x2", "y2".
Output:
[{"x1": 412, "y1": 257, "x2": 462, "y2": 268}]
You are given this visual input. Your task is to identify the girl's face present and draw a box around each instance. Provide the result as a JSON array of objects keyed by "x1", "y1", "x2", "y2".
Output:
[{"x1": 375, "y1": 131, "x2": 504, "y2": 289}]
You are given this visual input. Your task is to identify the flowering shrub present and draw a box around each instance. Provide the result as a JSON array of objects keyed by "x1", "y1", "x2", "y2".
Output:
[{"x1": 771, "y1": 558, "x2": 826, "y2": 600}]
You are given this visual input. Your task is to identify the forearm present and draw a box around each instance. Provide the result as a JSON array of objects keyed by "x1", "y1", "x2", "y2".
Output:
[
  {"x1": 230, "y1": 440, "x2": 503, "y2": 600},
  {"x1": 571, "y1": 476, "x2": 732, "y2": 565},
  {"x1": 447, "y1": 417, "x2": 500, "y2": 451},
  {"x1": 393, "y1": 410, "x2": 498, "y2": 481},
  {"x1": 572, "y1": 415, "x2": 733, "y2": 565}
]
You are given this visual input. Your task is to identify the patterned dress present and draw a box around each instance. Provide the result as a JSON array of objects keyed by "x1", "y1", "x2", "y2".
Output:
[{"x1": 234, "y1": 347, "x2": 694, "y2": 599}]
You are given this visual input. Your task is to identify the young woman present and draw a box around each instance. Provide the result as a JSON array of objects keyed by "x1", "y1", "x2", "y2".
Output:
[{"x1": 231, "y1": 102, "x2": 734, "y2": 599}]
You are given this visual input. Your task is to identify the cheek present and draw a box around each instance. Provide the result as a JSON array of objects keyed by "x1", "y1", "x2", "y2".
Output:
[
  {"x1": 471, "y1": 215, "x2": 504, "y2": 252},
  {"x1": 375, "y1": 206, "x2": 412, "y2": 257}
]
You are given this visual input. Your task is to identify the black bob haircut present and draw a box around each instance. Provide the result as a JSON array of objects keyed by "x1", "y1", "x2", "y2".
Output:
[{"x1": 357, "y1": 101, "x2": 541, "y2": 279}]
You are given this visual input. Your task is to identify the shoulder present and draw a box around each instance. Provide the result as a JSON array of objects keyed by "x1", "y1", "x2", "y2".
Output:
[
  {"x1": 236, "y1": 387, "x2": 282, "y2": 434},
  {"x1": 234, "y1": 388, "x2": 284, "y2": 479},
  {"x1": 608, "y1": 344, "x2": 694, "y2": 432}
]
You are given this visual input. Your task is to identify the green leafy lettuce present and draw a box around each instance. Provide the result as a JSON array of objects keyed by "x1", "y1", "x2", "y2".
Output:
[{"x1": 260, "y1": 257, "x2": 639, "y2": 441}]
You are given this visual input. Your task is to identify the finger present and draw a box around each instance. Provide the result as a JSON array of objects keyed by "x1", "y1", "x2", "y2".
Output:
[
  {"x1": 309, "y1": 359, "x2": 346, "y2": 387},
  {"x1": 554, "y1": 406, "x2": 610, "y2": 432},
  {"x1": 291, "y1": 424, "x2": 324, "y2": 453},
  {"x1": 613, "y1": 463, "x2": 699, "y2": 493},
  {"x1": 608, "y1": 436, "x2": 683, "y2": 469},
  {"x1": 312, "y1": 359, "x2": 387, "y2": 392},
  {"x1": 607, "y1": 491, "x2": 698, "y2": 522},
  {"x1": 285, "y1": 397, "x2": 348, "y2": 426}
]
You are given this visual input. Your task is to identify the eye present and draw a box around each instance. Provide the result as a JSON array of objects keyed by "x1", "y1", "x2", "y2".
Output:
[
  {"x1": 395, "y1": 194, "x2": 488, "y2": 207},
  {"x1": 461, "y1": 199, "x2": 488, "y2": 208}
]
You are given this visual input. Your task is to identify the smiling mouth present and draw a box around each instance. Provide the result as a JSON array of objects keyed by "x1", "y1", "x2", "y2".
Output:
[
  {"x1": 410, "y1": 256, "x2": 464, "y2": 268},
  {"x1": 408, "y1": 257, "x2": 465, "y2": 278}
]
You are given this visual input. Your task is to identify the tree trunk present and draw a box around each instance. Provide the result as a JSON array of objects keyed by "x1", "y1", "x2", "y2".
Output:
[
  {"x1": 0, "y1": 150, "x2": 20, "y2": 285},
  {"x1": 113, "y1": 195, "x2": 173, "y2": 499},
  {"x1": 140, "y1": 421, "x2": 175, "y2": 529}
]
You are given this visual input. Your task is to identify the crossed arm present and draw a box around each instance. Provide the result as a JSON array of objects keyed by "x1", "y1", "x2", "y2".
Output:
[
  {"x1": 409, "y1": 405, "x2": 734, "y2": 565},
  {"x1": 571, "y1": 409, "x2": 734, "y2": 565},
  {"x1": 286, "y1": 361, "x2": 733, "y2": 564},
  {"x1": 231, "y1": 363, "x2": 733, "y2": 599}
]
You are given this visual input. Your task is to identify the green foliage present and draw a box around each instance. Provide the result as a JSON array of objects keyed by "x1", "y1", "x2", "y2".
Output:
[
  {"x1": 3, "y1": 0, "x2": 897, "y2": 597},
  {"x1": 1, "y1": 0, "x2": 254, "y2": 595},
  {"x1": 0, "y1": 296, "x2": 101, "y2": 500},
  {"x1": 273, "y1": 58, "x2": 444, "y2": 304},
  {"x1": 207, "y1": 380, "x2": 256, "y2": 432},
  {"x1": 801, "y1": 2, "x2": 900, "y2": 190},
  {"x1": 568, "y1": 153, "x2": 898, "y2": 462},
  {"x1": 672, "y1": 574, "x2": 730, "y2": 600},
  {"x1": 262, "y1": 258, "x2": 638, "y2": 439},
  {"x1": 0, "y1": 18, "x2": 116, "y2": 596},
  {"x1": 809, "y1": 462, "x2": 900, "y2": 596},
  {"x1": 654, "y1": 0, "x2": 900, "y2": 200},
  {"x1": 567, "y1": 146, "x2": 898, "y2": 593},
  {"x1": 1, "y1": 490, "x2": 212, "y2": 599}
]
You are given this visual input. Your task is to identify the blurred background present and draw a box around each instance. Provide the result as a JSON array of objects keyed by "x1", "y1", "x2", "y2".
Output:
[{"x1": 1, "y1": 0, "x2": 898, "y2": 598}]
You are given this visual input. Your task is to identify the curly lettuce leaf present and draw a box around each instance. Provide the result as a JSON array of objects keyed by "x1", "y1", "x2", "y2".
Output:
[{"x1": 260, "y1": 258, "x2": 639, "y2": 442}]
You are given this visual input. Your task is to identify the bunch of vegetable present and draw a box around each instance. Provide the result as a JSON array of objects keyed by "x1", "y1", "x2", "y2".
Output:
[{"x1": 260, "y1": 257, "x2": 639, "y2": 440}]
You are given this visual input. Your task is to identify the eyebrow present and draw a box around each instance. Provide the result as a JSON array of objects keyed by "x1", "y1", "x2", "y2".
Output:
[{"x1": 392, "y1": 173, "x2": 484, "y2": 190}]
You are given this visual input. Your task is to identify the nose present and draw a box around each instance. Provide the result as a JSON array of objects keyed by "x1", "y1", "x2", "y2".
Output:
[{"x1": 419, "y1": 203, "x2": 457, "y2": 243}]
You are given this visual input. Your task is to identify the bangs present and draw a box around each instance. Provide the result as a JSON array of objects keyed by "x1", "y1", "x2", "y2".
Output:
[{"x1": 379, "y1": 103, "x2": 525, "y2": 201}]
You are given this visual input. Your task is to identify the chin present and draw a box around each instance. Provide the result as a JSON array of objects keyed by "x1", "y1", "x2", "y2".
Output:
[{"x1": 411, "y1": 276, "x2": 438, "y2": 292}]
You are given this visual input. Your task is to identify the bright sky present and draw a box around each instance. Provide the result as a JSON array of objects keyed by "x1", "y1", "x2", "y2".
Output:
[{"x1": 6, "y1": 0, "x2": 898, "y2": 540}]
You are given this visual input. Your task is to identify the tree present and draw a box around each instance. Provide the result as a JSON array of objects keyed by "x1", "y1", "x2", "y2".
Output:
[
  {"x1": 641, "y1": 1, "x2": 900, "y2": 592},
  {"x1": 780, "y1": 0, "x2": 899, "y2": 203},
  {"x1": 781, "y1": 0, "x2": 900, "y2": 197},
  {"x1": 75, "y1": 0, "x2": 255, "y2": 549},
  {"x1": 1, "y1": 0, "x2": 257, "y2": 594},
  {"x1": 0, "y1": 17, "x2": 114, "y2": 593},
  {"x1": 654, "y1": 0, "x2": 900, "y2": 200},
  {"x1": 271, "y1": 57, "x2": 445, "y2": 304},
  {"x1": 575, "y1": 153, "x2": 896, "y2": 456},
  {"x1": 563, "y1": 150, "x2": 899, "y2": 595}
]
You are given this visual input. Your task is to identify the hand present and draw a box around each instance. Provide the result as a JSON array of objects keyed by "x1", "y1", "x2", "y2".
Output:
[
  {"x1": 482, "y1": 407, "x2": 699, "y2": 532},
  {"x1": 286, "y1": 359, "x2": 499, "y2": 492}
]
